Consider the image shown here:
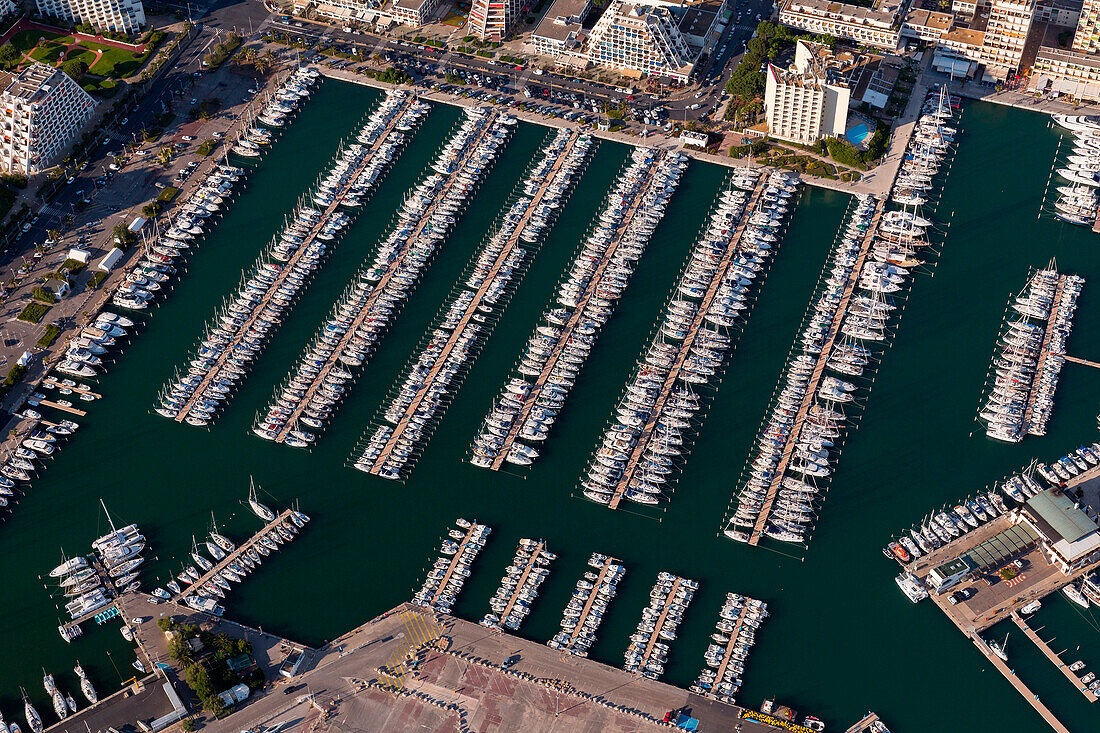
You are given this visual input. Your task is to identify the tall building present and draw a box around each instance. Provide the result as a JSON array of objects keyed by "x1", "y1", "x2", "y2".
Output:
[
  {"x1": 1074, "y1": 0, "x2": 1100, "y2": 53},
  {"x1": 977, "y1": 0, "x2": 1036, "y2": 80},
  {"x1": 778, "y1": 0, "x2": 907, "y2": 51},
  {"x1": 0, "y1": 64, "x2": 97, "y2": 176},
  {"x1": 586, "y1": 1, "x2": 695, "y2": 81},
  {"x1": 468, "y1": 0, "x2": 523, "y2": 40},
  {"x1": 35, "y1": 0, "x2": 146, "y2": 35},
  {"x1": 763, "y1": 40, "x2": 850, "y2": 144}
]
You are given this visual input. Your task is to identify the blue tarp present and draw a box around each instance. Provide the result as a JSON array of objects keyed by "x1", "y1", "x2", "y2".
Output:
[{"x1": 675, "y1": 713, "x2": 699, "y2": 731}]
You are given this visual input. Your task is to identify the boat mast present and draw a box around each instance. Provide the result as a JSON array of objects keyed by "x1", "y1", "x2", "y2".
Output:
[{"x1": 99, "y1": 498, "x2": 118, "y2": 533}]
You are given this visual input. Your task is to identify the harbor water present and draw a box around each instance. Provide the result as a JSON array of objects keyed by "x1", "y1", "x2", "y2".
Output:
[{"x1": 4, "y1": 81, "x2": 1100, "y2": 731}]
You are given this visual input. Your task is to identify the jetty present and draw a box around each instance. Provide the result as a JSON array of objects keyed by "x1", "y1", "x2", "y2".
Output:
[
  {"x1": 970, "y1": 632, "x2": 1072, "y2": 733},
  {"x1": 172, "y1": 94, "x2": 422, "y2": 424},
  {"x1": 362, "y1": 129, "x2": 579, "y2": 472},
  {"x1": 748, "y1": 198, "x2": 886, "y2": 545},
  {"x1": 706, "y1": 603, "x2": 753, "y2": 702},
  {"x1": 272, "y1": 110, "x2": 502, "y2": 445},
  {"x1": 637, "y1": 576, "x2": 684, "y2": 673},
  {"x1": 1012, "y1": 611, "x2": 1098, "y2": 702},
  {"x1": 1019, "y1": 273, "x2": 1067, "y2": 436},
  {"x1": 845, "y1": 712, "x2": 881, "y2": 733},
  {"x1": 60, "y1": 557, "x2": 120, "y2": 635},
  {"x1": 607, "y1": 174, "x2": 768, "y2": 509},
  {"x1": 176, "y1": 508, "x2": 296, "y2": 601},
  {"x1": 1064, "y1": 355, "x2": 1100, "y2": 368},
  {"x1": 36, "y1": 399, "x2": 87, "y2": 416},
  {"x1": 565, "y1": 555, "x2": 620, "y2": 651},
  {"x1": 419, "y1": 521, "x2": 482, "y2": 609},
  {"x1": 496, "y1": 539, "x2": 548, "y2": 624},
  {"x1": 42, "y1": 379, "x2": 101, "y2": 399},
  {"x1": 486, "y1": 151, "x2": 670, "y2": 471}
]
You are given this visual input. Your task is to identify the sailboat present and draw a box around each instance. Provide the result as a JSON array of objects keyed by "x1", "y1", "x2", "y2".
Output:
[
  {"x1": 22, "y1": 689, "x2": 42, "y2": 733},
  {"x1": 248, "y1": 478, "x2": 276, "y2": 522},
  {"x1": 986, "y1": 633, "x2": 1008, "y2": 661},
  {"x1": 75, "y1": 662, "x2": 97, "y2": 704}
]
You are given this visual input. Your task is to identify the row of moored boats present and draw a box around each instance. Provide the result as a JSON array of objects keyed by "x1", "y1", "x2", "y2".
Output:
[
  {"x1": 413, "y1": 518, "x2": 490, "y2": 614},
  {"x1": 547, "y1": 553, "x2": 624, "y2": 658},
  {"x1": 624, "y1": 572, "x2": 697, "y2": 680},
  {"x1": 691, "y1": 593, "x2": 768, "y2": 704},
  {"x1": 479, "y1": 539, "x2": 555, "y2": 631},
  {"x1": 1052, "y1": 114, "x2": 1100, "y2": 224}
]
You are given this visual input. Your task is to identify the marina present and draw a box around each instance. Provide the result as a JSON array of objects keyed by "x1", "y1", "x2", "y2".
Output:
[
  {"x1": 1012, "y1": 612, "x2": 1099, "y2": 703},
  {"x1": 470, "y1": 148, "x2": 688, "y2": 470},
  {"x1": 160, "y1": 85, "x2": 423, "y2": 427},
  {"x1": 412, "y1": 519, "x2": 491, "y2": 614},
  {"x1": 352, "y1": 128, "x2": 592, "y2": 476},
  {"x1": 691, "y1": 592, "x2": 768, "y2": 704},
  {"x1": 584, "y1": 168, "x2": 800, "y2": 509},
  {"x1": 257, "y1": 106, "x2": 513, "y2": 448},
  {"x1": 479, "y1": 538, "x2": 552, "y2": 631},
  {"x1": 548, "y1": 552, "x2": 624, "y2": 657},
  {"x1": 624, "y1": 573, "x2": 697, "y2": 680}
]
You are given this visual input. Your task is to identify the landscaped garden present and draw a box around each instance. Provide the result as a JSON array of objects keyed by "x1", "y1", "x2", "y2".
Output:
[{"x1": 0, "y1": 27, "x2": 158, "y2": 96}]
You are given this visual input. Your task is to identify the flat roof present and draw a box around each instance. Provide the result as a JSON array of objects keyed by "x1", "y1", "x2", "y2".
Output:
[
  {"x1": 784, "y1": 0, "x2": 907, "y2": 28},
  {"x1": 393, "y1": 0, "x2": 431, "y2": 11},
  {"x1": 1036, "y1": 44, "x2": 1100, "y2": 70},
  {"x1": 941, "y1": 27, "x2": 985, "y2": 46},
  {"x1": 1027, "y1": 490, "x2": 1099, "y2": 544},
  {"x1": 3, "y1": 64, "x2": 59, "y2": 102},
  {"x1": 905, "y1": 8, "x2": 953, "y2": 31},
  {"x1": 533, "y1": 0, "x2": 591, "y2": 42}
]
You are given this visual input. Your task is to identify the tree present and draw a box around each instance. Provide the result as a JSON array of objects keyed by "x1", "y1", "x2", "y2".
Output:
[{"x1": 0, "y1": 45, "x2": 18, "y2": 66}]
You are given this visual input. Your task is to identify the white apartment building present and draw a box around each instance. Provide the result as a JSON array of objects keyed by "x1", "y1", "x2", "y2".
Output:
[
  {"x1": 35, "y1": 0, "x2": 146, "y2": 35},
  {"x1": 469, "y1": 0, "x2": 523, "y2": 40},
  {"x1": 586, "y1": 1, "x2": 696, "y2": 81},
  {"x1": 977, "y1": 0, "x2": 1036, "y2": 80},
  {"x1": 778, "y1": 0, "x2": 907, "y2": 51},
  {"x1": 763, "y1": 40, "x2": 850, "y2": 144},
  {"x1": 0, "y1": 0, "x2": 15, "y2": 17},
  {"x1": 1031, "y1": 45, "x2": 1100, "y2": 100},
  {"x1": 900, "y1": 8, "x2": 953, "y2": 42},
  {"x1": 1074, "y1": 0, "x2": 1100, "y2": 54},
  {"x1": 0, "y1": 64, "x2": 96, "y2": 176},
  {"x1": 532, "y1": 0, "x2": 592, "y2": 59},
  {"x1": 392, "y1": 0, "x2": 440, "y2": 26}
]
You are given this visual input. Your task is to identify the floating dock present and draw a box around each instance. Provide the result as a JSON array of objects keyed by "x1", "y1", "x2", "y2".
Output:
[
  {"x1": 494, "y1": 539, "x2": 547, "y2": 627},
  {"x1": 844, "y1": 712, "x2": 881, "y2": 733},
  {"x1": 606, "y1": 174, "x2": 768, "y2": 510},
  {"x1": 173, "y1": 94, "x2": 423, "y2": 424},
  {"x1": 36, "y1": 399, "x2": 87, "y2": 416},
  {"x1": 970, "y1": 632, "x2": 1072, "y2": 733},
  {"x1": 1019, "y1": 273, "x2": 1068, "y2": 436},
  {"x1": 563, "y1": 554, "x2": 620, "y2": 653},
  {"x1": 176, "y1": 508, "x2": 297, "y2": 601},
  {"x1": 42, "y1": 379, "x2": 102, "y2": 399},
  {"x1": 1012, "y1": 611, "x2": 1098, "y2": 702},
  {"x1": 420, "y1": 522, "x2": 482, "y2": 609},
  {"x1": 748, "y1": 198, "x2": 886, "y2": 545},
  {"x1": 486, "y1": 152, "x2": 671, "y2": 471},
  {"x1": 362, "y1": 129, "x2": 579, "y2": 472},
  {"x1": 637, "y1": 576, "x2": 687, "y2": 674},
  {"x1": 709, "y1": 603, "x2": 753, "y2": 701}
]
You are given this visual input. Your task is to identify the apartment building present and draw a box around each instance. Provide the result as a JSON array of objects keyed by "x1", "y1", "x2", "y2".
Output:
[
  {"x1": 778, "y1": 0, "x2": 908, "y2": 51},
  {"x1": 468, "y1": 0, "x2": 523, "y2": 40},
  {"x1": 900, "y1": 8, "x2": 953, "y2": 42},
  {"x1": 977, "y1": 0, "x2": 1036, "y2": 80},
  {"x1": 0, "y1": 64, "x2": 96, "y2": 176},
  {"x1": 585, "y1": 1, "x2": 696, "y2": 81},
  {"x1": 532, "y1": 0, "x2": 592, "y2": 60},
  {"x1": 1031, "y1": 45, "x2": 1100, "y2": 100},
  {"x1": 392, "y1": 0, "x2": 441, "y2": 26},
  {"x1": 35, "y1": 0, "x2": 146, "y2": 35},
  {"x1": 1074, "y1": 0, "x2": 1100, "y2": 53},
  {"x1": 763, "y1": 40, "x2": 850, "y2": 144}
]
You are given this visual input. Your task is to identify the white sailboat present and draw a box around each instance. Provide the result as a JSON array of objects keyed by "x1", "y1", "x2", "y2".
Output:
[
  {"x1": 248, "y1": 478, "x2": 276, "y2": 522},
  {"x1": 75, "y1": 662, "x2": 97, "y2": 704}
]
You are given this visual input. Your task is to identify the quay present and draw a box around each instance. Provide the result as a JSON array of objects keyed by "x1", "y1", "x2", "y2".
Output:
[
  {"x1": 608, "y1": 173, "x2": 768, "y2": 510},
  {"x1": 844, "y1": 712, "x2": 881, "y2": 733},
  {"x1": 172, "y1": 93, "x2": 423, "y2": 425},
  {"x1": 708, "y1": 601, "x2": 753, "y2": 702},
  {"x1": 361, "y1": 128, "x2": 579, "y2": 472},
  {"x1": 1020, "y1": 273, "x2": 1068, "y2": 436},
  {"x1": 35, "y1": 399, "x2": 87, "y2": 416},
  {"x1": 176, "y1": 508, "x2": 297, "y2": 601},
  {"x1": 495, "y1": 538, "x2": 547, "y2": 624},
  {"x1": 637, "y1": 576, "x2": 686, "y2": 674},
  {"x1": 748, "y1": 199, "x2": 886, "y2": 544},
  {"x1": 41, "y1": 379, "x2": 101, "y2": 399},
  {"x1": 1012, "y1": 611, "x2": 1098, "y2": 702},
  {"x1": 275, "y1": 109, "x2": 502, "y2": 446},
  {"x1": 564, "y1": 554, "x2": 620, "y2": 652},
  {"x1": 486, "y1": 151, "x2": 670, "y2": 471}
]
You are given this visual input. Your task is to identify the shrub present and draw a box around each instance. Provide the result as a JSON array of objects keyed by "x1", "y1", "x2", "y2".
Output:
[
  {"x1": 88, "y1": 271, "x2": 107, "y2": 288},
  {"x1": 196, "y1": 139, "x2": 217, "y2": 156},
  {"x1": 17, "y1": 302, "x2": 49, "y2": 323},
  {"x1": 3, "y1": 363, "x2": 27, "y2": 385},
  {"x1": 37, "y1": 324, "x2": 61, "y2": 347},
  {"x1": 1, "y1": 173, "x2": 27, "y2": 189},
  {"x1": 32, "y1": 287, "x2": 57, "y2": 304}
]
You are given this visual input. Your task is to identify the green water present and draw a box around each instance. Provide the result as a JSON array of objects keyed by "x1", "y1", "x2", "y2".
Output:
[{"x1": 3, "y1": 82, "x2": 1100, "y2": 731}]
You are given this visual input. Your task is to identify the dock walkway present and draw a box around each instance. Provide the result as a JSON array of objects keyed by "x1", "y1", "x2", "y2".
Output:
[
  {"x1": 275, "y1": 110, "x2": 502, "y2": 445},
  {"x1": 707, "y1": 603, "x2": 752, "y2": 701},
  {"x1": 748, "y1": 199, "x2": 886, "y2": 544},
  {"x1": 173, "y1": 94, "x2": 421, "y2": 424},
  {"x1": 42, "y1": 379, "x2": 101, "y2": 399},
  {"x1": 36, "y1": 399, "x2": 87, "y2": 416},
  {"x1": 177, "y1": 508, "x2": 295, "y2": 601},
  {"x1": 487, "y1": 152, "x2": 668, "y2": 471},
  {"x1": 970, "y1": 633, "x2": 1072, "y2": 733},
  {"x1": 1012, "y1": 611, "x2": 1098, "y2": 702},
  {"x1": 608, "y1": 174, "x2": 767, "y2": 510},
  {"x1": 363, "y1": 130, "x2": 578, "y2": 472},
  {"x1": 423, "y1": 523, "x2": 480, "y2": 608},
  {"x1": 498, "y1": 539, "x2": 547, "y2": 622},
  {"x1": 844, "y1": 712, "x2": 880, "y2": 733},
  {"x1": 638, "y1": 577, "x2": 683, "y2": 672},
  {"x1": 1020, "y1": 274, "x2": 1067, "y2": 437},
  {"x1": 565, "y1": 555, "x2": 620, "y2": 651}
]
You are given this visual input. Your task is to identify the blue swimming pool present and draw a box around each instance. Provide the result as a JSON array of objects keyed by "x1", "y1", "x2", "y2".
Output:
[{"x1": 846, "y1": 123, "x2": 870, "y2": 145}]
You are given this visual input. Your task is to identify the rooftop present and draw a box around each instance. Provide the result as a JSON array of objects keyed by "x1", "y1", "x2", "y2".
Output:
[
  {"x1": 1035, "y1": 43, "x2": 1100, "y2": 69},
  {"x1": 533, "y1": 0, "x2": 591, "y2": 43},
  {"x1": 3, "y1": 64, "x2": 62, "y2": 102},
  {"x1": 783, "y1": 0, "x2": 907, "y2": 29},
  {"x1": 1026, "y1": 490, "x2": 1098, "y2": 544},
  {"x1": 905, "y1": 7, "x2": 953, "y2": 31},
  {"x1": 940, "y1": 27, "x2": 986, "y2": 47}
]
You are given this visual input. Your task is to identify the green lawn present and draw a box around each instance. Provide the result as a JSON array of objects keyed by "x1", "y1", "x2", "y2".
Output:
[
  {"x1": 87, "y1": 44, "x2": 146, "y2": 77},
  {"x1": 81, "y1": 76, "x2": 119, "y2": 97},
  {"x1": 29, "y1": 42, "x2": 66, "y2": 64},
  {"x1": 9, "y1": 30, "x2": 70, "y2": 53},
  {"x1": 65, "y1": 47, "x2": 96, "y2": 66}
]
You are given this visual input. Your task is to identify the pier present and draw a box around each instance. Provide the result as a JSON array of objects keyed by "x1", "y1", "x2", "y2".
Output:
[
  {"x1": 1012, "y1": 611, "x2": 1098, "y2": 702},
  {"x1": 607, "y1": 174, "x2": 768, "y2": 510},
  {"x1": 420, "y1": 522, "x2": 481, "y2": 609},
  {"x1": 486, "y1": 151, "x2": 670, "y2": 471},
  {"x1": 36, "y1": 399, "x2": 87, "y2": 416},
  {"x1": 273, "y1": 109, "x2": 502, "y2": 445},
  {"x1": 496, "y1": 539, "x2": 547, "y2": 624},
  {"x1": 748, "y1": 198, "x2": 886, "y2": 545},
  {"x1": 1020, "y1": 273, "x2": 1068, "y2": 437},
  {"x1": 42, "y1": 379, "x2": 101, "y2": 399},
  {"x1": 1064, "y1": 355, "x2": 1100, "y2": 368},
  {"x1": 637, "y1": 576, "x2": 684, "y2": 674},
  {"x1": 361, "y1": 129, "x2": 579, "y2": 472},
  {"x1": 844, "y1": 713, "x2": 881, "y2": 733},
  {"x1": 970, "y1": 632, "x2": 1072, "y2": 733},
  {"x1": 173, "y1": 94, "x2": 422, "y2": 424},
  {"x1": 176, "y1": 508, "x2": 296, "y2": 601},
  {"x1": 706, "y1": 602, "x2": 753, "y2": 702},
  {"x1": 565, "y1": 554, "x2": 620, "y2": 651},
  {"x1": 61, "y1": 557, "x2": 120, "y2": 635}
]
